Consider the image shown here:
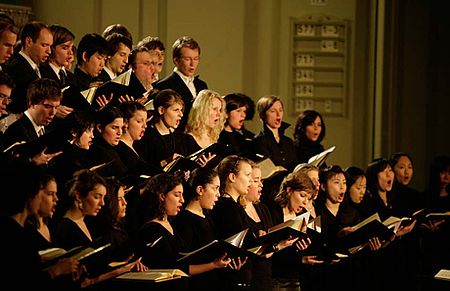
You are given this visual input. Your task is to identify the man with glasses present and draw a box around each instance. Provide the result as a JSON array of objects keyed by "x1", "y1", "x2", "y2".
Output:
[
  {"x1": 154, "y1": 36, "x2": 208, "y2": 131},
  {"x1": 2, "y1": 78, "x2": 62, "y2": 165},
  {"x1": 0, "y1": 71, "x2": 15, "y2": 150}
]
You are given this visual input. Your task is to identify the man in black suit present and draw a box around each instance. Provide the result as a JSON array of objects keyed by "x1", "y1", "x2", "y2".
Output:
[
  {"x1": 97, "y1": 32, "x2": 132, "y2": 83},
  {"x1": 0, "y1": 71, "x2": 15, "y2": 149},
  {"x1": 153, "y1": 36, "x2": 208, "y2": 131},
  {"x1": 4, "y1": 21, "x2": 53, "y2": 114},
  {"x1": 0, "y1": 20, "x2": 17, "y2": 69},
  {"x1": 2, "y1": 78, "x2": 62, "y2": 165}
]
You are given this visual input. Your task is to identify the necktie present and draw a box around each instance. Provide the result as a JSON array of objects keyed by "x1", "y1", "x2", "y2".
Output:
[
  {"x1": 59, "y1": 69, "x2": 66, "y2": 87},
  {"x1": 38, "y1": 127, "x2": 45, "y2": 137},
  {"x1": 187, "y1": 78, "x2": 196, "y2": 99},
  {"x1": 34, "y1": 67, "x2": 41, "y2": 78}
]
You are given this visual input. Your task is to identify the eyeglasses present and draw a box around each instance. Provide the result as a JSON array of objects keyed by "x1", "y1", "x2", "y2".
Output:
[
  {"x1": 0, "y1": 93, "x2": 12, "y2": 105},
  {"x1": 136, "y1": 61, "x2": 158, "y2": 67}
]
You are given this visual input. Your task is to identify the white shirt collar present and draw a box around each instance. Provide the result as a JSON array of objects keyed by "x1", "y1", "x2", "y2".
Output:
[
  {"x1": 49, "y1": 62, "x2": 65, "y2": 78},
  {"x1": 19, "y1": 51, "x2": 39, "y2": 71},
  {"x1": 174, "y1": 67, "x2": 194, "y2": 84},
  {"x1": 24, "y1": 110, "x2": 44, "y2": 136},
  {"x1": 104, "y1": 66, "x2": 116, "y2": 80}
]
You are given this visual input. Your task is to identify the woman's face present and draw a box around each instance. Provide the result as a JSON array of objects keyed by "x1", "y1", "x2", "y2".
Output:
[
  {"x1": 265, "y1": 101, "x2": 283, "y2": 130},
  {"x1": 227, "y1": 106, "x2": 246, "y2": 130},
  {"x1": 440, "y1": 167, "x2": 450, "y2": 190},
  {"x1": 305, "y1": 116, "x2": 322, "y2": 142},
  {"x1": 306, "y1": 169, "x2": 320, "y2": 200},
  {"x1": 117, "y1": 186, "x2": 127, "y2": 219},
  {"x1": 160, "y1": 102, "x2": 183, "y2": 129},
  {"x1": 163, "y1": 184, "x2": 184, "y2": 216},
  {"x1": 393, "y1": 156, "x2": 413, "y2": 186},
  {"x1": 198, "y1": 176, "x2": 220, "y2": 210},
  {"x1": 323, "y1": 173, "x2": 347, "y2": 204},
  {"x1": 230, "y1": 162, "x2": 252, "y2": 196},
  {"x1": 246, "y1": 167, "x2": 263, "y2": 203},
  {"x1": 79, "y1": 184, "x2": 107, "y2": 216},
  {"x1": 349, "y1": 176, "x2": 366, "y2": 204},
  {"x1": 207, "y1": 97, "x2": 222, "y2": 129},
  {"x1": 377, "y1": 165, "x2": 394, "y2": 192},
  {"x1": 98, "y1": 118, "x2": 123, "y2": 146},
  {"x1": 126, "y1": 110, "x2": 147, "y2": 141},
  {"x1": 75, "y1": 127, "x2": 94, "y2": 150},
  {"x1": 288, "y1": 189, "x2": 310, "y2": 213},
  {"x1": 38, "y1": 180, "x2": 58, "y2": 218}
]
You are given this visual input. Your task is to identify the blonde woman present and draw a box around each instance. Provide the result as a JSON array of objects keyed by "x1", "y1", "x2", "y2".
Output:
[{"x1": 183, "y1": 89, "x2": 226, "y2": 166}]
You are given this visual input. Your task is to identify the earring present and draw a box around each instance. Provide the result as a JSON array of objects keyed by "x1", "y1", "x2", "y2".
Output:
[{"x1": 78, "y1": 201, "x2": 83, "y2": 210}]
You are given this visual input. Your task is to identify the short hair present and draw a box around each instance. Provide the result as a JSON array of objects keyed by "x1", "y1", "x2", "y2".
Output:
[
  {"x1": 223, "y1": 93, "x2": 247, "y2": 114},
  {"x1": 389, "y1": 152, "x2": 413, "y2": 169},
  {"x1": 140, "y1": 172, "x2": 185, "y2": 220},
  {"x1": 76, "y1": 33, "x2": 107, "y2": 65},
  {"x1": 48, "y1": 24, "x2": 75, "y2": 60},
  {"x1": 0, "y1": 20, "x2": 18, "y2": 36},
  {"x1": 20, "y1": 21, "x2": 49, "y2": 45},
  {"x1": 153, "y1": 89, "x2": 184, "y2": 123},
  {"x1": 172, "y1": 36, "x2": 200, "y2": 59},
  {"x1": 128, "y1": 45, "x2": 150, "y2": 68},
  {"x1": 105, "y1": 32, "x2": 132, "y2": 57},
  {"x1": 64, "y1": 110, "x2": 95, "y2": 141},
  {"x1": 137, "y1": 36, "x2": 165, "y2": 51},
  {"x1": 118, "y1": 101, "x2": 146, "y2": 122},
  {"x1": 0, "y1": 71, "x2": 15, "y2": 89},
  {"x1": 185, "y1": 89, "x2": 225, "y2": 142},
  {"x1": 275, "y1": 171, "x2": 315, "y2": 209},
  {"x1": 240, "y1": 93, "x2": 255, "y2": 121},
  {"x1": 294, "y1": 110, "x2": 326, "y2": 144},
  {"x1": 102, "y1": 23, "x2": 132, "y2": 43},
  {"x1": 0, "y1": 12, "x2": 14, "y2": 25},
  {"x1": 27, "y1": 78, "x2": 61, "y2": 106},
  {"x1": 94, "y1": 106, "x2": 123, "y2": 130},
  {"x1": 256, "y1": 95, "x2": 283, "y2": 123}
]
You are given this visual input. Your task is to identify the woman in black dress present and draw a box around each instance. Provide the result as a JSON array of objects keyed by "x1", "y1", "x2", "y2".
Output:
[
  {"x1": 136, "y1": 172, "x2": 230, "y2": 279},
  {"x1": 173, "y1": 166, "x2": 233, "y2": 290},
  {"x1": 134, "y1": 89, "x2": 188, "y2": 169},
  {"x1": 293, "y1": 110, "x2": 326, "y2": 166}
]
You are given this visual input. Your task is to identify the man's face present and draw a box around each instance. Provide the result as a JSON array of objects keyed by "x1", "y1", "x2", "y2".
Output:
[
  {"x1": 27, "y1": 28, "x2": 53, "y2": 64},
  {"x1": 133, "y1": 51, "x2": 158, "y2": 86},
  {"x1": 52, "y1": 40, "x2": 74, "y2": 68},
  {"x1": 0, "y1": 84, "x2": 12, "y2": 115},
  {"x1": 173, "y1": 47, "x2": 199, "y2": 77},
  {"x1": 107, "y1": 42, "x2": 131, "y2": 74},
  {"x1": 0, "y1": 30, "x2": 16, "y2": 64},
  {"x1": 30, "y1": 98, "x2": 60, "y2": 126},
  {"x1": 83, "y1": 52, "x2": 106, "y2": 77}
]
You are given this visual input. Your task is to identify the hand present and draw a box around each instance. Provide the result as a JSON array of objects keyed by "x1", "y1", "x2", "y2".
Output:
[
  {"x1": 48, "y1": 257, "x2": 81, "y2": 279},
  {"x1": 294, "y1": 237, "x2": 312, "y2": 251},
  {"x1": 337, "y1": 226, "x2": 355, "y2": 237},
  {"x1": 278, "y1": 236, "x2": 299, "y2": 250},
  {"x1": 197, "y1": 152, "x2": 216, "y2": 167},
  {"x1": 32, "y1": 148, "x2": 63, "y2": 165},
  {"x1": 118, "y1": 94, "x2": 134, "y2": 103},
  {"x1": 55, "y1": 105, "x2": 74, "y2": 118},
  {"x1": 130, "y1": 257, "x2": 148, "y2": 272},
  {"x1": 368, "y1": 237, "x2": 382, "y2": 251},
  {"x1": 135, "y1": 96, "x2": 147, "y2": 105},
  {"x1": 89, "y1": 81, "x2": 103, "y2": 88},
  {"x1": 257, "y1": 229, "x2": 267, "y2": 237},
  {"x1": 228, "y1": 256, "x2": 247, "y2": 270},
  {"x1": 396, "y1": 220, "x2": 416, "y2": 237},
  {"x1": 301, "y1": 255, "x2": 324, "y2": 265},
  {"x1": 212, "y1": 253, "x2": 231, "y2": 269},
  {"x1": 420, "y1": 219, "x2": 445, "y2": 232},
  {"x1": 96, "y1": 94, "x2": 112, "y2": 109}
]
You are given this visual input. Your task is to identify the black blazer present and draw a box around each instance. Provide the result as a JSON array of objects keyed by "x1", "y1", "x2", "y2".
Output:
[
  {"x1": 153, "y1": 72, "x2": 208, "y2": 130},
  {"x1": 4, "y1": 54, "x2": 40, "y2": 114},
  {"x1": 2, "y1": 115, "x2": 38, "y2": 150}
]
